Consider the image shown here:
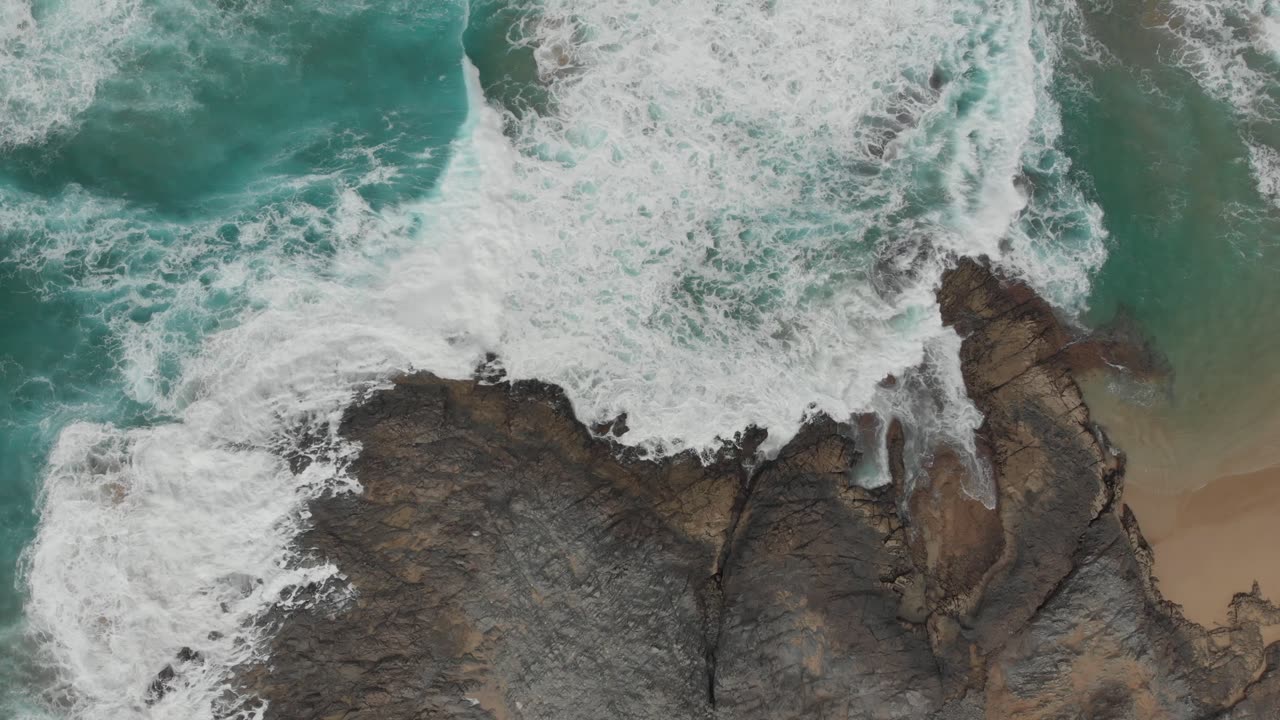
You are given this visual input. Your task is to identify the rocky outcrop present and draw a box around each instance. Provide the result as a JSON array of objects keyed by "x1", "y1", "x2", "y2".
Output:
[{"x1": 231, "y1": 259, "x2": 1280, "y2": 719}]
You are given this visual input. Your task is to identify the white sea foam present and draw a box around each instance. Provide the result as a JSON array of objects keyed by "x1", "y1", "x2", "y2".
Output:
[
  {"x1": 1161, "y1": 0, "x2": 1280, "y2": 118},
  {"x1": 12, "y1": 57, "x2": 494, "y2": 717},
  {"x1": 1246, "y1": 140, "x2": 1280, "y2": 210},
  {"x1": 490, "y1": 0, "x2": 1089, "y2": 439},
  {"x1": 18, "y1": 1, "x2": 1108, "y2": 717},
  {"x1": 1105, "y1": 0, "x2": 1280, "y2": 209},
  {"x1": 467, "y1": 0, "x2": 1105, "y2": 476},
  {"x1": 0, "y1": 0, "x2": 146, "y2": 148}
]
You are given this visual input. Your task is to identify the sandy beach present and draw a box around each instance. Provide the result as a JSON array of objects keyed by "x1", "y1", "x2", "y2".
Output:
[
  {"x1": 1123, "y1": 464, "x2": 1280, "y2": 634},
  {"x1": 1077, "y1": 368, "x2": 1280, "y2": 636}
]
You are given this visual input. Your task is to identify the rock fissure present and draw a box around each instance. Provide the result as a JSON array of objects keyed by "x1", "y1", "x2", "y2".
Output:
[{"x1": 702, "y1": 457, "x2": 763, "y2": 709}]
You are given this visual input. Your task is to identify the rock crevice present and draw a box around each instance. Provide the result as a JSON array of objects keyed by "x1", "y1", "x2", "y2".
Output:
[{"x1": 702, "y1": 439, "x2": 764, "y2": 709}]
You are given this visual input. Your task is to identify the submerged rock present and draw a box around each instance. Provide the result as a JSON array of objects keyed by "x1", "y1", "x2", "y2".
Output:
[{"x1": 231, "y1": 259, "x2": 1280, "y2": 719}]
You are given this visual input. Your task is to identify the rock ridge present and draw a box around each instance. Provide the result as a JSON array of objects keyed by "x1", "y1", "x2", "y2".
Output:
[{"x1": 228, "y1": 258, "x2": 1280, "y2": 719}]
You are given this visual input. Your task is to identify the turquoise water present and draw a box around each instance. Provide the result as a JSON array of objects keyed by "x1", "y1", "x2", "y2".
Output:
[
  {"x1": 1, "y1": 0, "x2": 1278, "y2": 717},
  {"x1": 1, "y1": 0, "x2": 469, "y2": 713}
]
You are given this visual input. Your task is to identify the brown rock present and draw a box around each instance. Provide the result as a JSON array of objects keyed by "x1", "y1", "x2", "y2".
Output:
[
  {"x1": 712, "y1": 420, "x2": 944, "y2": 719},
  {"x1": 229, "y1": 259, "x2": 1276, "y2": 720},
  {"x1": 906, "y1": 447, "x2": 1004, "y2": 614}
]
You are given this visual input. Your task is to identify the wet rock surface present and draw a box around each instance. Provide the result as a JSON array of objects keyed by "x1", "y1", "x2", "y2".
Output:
[{"x1": 234, "y1": 259, "x2": 1280, "y2": 719}]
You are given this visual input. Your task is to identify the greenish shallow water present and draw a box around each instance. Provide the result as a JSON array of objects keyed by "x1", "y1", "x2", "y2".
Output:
[
  {"x1": 1065, "y1": 1, "x2": 1280, "y2": 486},
  {"x1": 1, "y1": 0, "x2": 1279, "y2": 716},
  {"x1": 0, "y1": 0, "x2": 470, "y2": 712}
]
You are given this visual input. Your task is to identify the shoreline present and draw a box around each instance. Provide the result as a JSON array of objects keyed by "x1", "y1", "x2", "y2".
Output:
[
  {"x1": 1123, "y1": 463, "x2": 1280, "y2": 634},
  {"x1": 1078, "y1": 371, "x2": 1280, "y2": 634}
]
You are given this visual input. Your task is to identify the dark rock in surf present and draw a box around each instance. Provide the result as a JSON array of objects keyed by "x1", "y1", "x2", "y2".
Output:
[
  {"x1": 146, "y1": 647, "x2": 203, "y2": 706},
  {"x1": 589, "y1": 411, "x2": 629, "y2": 438}
]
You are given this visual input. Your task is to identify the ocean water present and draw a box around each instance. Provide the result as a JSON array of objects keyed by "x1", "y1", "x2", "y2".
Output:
[
  {"x1": 0, "y1": 0, "x2": 1273, "y2": 717},
  {"x1": 1063, "y1": 0, "x2": 1280, "y2": 490},
  {"x1": 1, "y1": 1, "x2": 470, "y2": 715}
]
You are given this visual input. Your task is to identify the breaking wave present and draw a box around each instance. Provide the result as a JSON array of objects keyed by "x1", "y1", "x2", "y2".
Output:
[{"x1": 5, "y1": 1, "x2": 1107, "y2": 717}]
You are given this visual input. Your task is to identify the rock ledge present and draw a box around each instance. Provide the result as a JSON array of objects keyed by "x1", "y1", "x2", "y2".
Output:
[{"x1": 231, "y1": 260, "x2": 1280, "y2": 720}]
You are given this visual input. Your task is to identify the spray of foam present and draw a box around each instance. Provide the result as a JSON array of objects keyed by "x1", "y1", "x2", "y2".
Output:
[
  {"x1": 18, "y1": 1, "x2": 1107, "y2": 717},
  {"x1": 17, "y1": 67, "x2": 517, "y2": 717},
  {"x1": 1158, "y1": 0, "x2": 1280, "y2": 203},
  {"x1": 474, "y1": 0, "x2": 1105, "y2": 479},
  {"x1": 1248, "y1": 140, "x2": 1280, "y2": 202},
  {"x1": 1160, "y1": 0, "x2": 1280, "y2": 118},
  {"x1": 0, "y1": 0, "x2": 146, "y2": 149}
]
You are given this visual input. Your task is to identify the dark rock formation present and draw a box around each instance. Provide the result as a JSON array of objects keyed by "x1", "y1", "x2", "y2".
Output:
[
  {"x1": 711, "y1": 422, "x2": 942, "y2": 719},
  {"x1": 232, "y1": 259, "x2": 1280, "y2": 719}
]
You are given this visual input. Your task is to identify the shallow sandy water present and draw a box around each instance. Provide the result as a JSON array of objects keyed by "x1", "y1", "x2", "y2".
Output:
[{"x1": 1123, "y1": 462, "x2": 1280, "y2": 631}]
